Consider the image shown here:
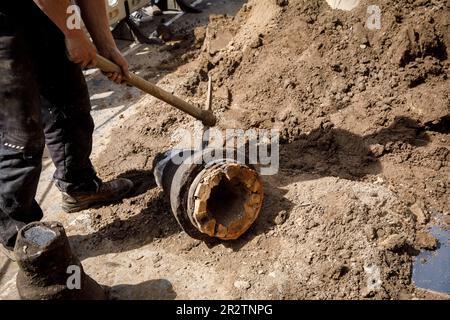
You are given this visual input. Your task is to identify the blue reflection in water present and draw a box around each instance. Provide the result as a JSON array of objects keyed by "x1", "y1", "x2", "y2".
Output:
[{"x1": 412, "y1": 225, "x2": 450, "y2": 294}]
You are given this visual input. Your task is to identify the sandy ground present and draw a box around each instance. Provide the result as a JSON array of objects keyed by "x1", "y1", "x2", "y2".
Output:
[{"x1": 1, "y1": 0, "x2": 450, "y2": 300}]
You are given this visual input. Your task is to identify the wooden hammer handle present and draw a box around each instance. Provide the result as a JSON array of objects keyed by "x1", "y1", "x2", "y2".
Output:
[{"x1": 95, "y1": 54, "x2": 216, "y2": 126}]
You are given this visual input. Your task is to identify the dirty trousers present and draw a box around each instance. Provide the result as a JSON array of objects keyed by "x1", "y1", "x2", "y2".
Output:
[{"x1": 0, "y1": 6, "x2": 99, "y2": 247}]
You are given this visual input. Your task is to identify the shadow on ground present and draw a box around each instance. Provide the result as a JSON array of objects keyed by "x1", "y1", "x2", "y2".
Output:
[
  {"x1": 0, "y1": 259, "x2": 12, "y2": 284},
  {"x1": 68, "y1": 168, "x2": 183, "y2": 260},
  {"x1": 109, "y1": 278, "x2": 176, "y2": 300}
]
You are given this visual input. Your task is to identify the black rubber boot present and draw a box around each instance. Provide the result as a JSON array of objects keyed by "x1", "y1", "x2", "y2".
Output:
[{"x1": 15, "y1": 221, "x2": 107, "y2": 300}]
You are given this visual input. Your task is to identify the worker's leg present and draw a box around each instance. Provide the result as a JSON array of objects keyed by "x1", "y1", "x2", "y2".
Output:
[
  {"x1": 30, "y1": 10, "x2": 132, "y2": 212},
  {"x1": 28, "y1": 16, "x2": 100, "y2": 195},
  {"x1": 0, "y1": 15, "x2": 44, "y2": 248}
]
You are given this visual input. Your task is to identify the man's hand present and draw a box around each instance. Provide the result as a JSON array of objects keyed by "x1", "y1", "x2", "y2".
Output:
[
  {"x1": 34, "y1": 0, "x2": 129, "y2": 83},
  {"x1": 97, "y1": 45, "x2": 130, "y2": 84},
  {"x1": 76, "y1": 0, "x2": 130, "y2": 84},
  {"x1": 65, "y1": 31, "x2": 97, "y2": 69}
]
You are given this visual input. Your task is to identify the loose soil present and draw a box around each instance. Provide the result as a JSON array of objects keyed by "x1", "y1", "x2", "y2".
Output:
[{"x1": 30, "y1": 0, "x2": 450, "y2": 299}]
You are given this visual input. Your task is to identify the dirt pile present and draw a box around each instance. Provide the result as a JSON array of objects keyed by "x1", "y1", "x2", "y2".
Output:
[{"x1": 86, "y1": 0, "x2": 450, "y2": 299}]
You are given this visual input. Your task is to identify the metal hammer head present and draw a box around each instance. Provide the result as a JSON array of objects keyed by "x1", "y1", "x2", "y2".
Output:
[{"x1": 201, "y1": 110, "x2": 217, "y2": 127}]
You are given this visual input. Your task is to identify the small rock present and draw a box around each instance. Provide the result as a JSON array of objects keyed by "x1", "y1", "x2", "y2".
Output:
[
  {"x1": 215, "y1": 86, "x2": 231, "y2": 105},
  {"x1": 283, "y1": 79, "x2": 295, "y2": 89},
  {"x1": 415, "y1": 232, "x2": 438, "y2": 250},
  {"x1": 331, "y1": 63, "x2": 342, "y2": 72},
  {"x1": 322, "y1": 121, "x2": 334, "y2": 131},
  {"x1": 361, "y1": 36, "x2": 370, "y2": 45},
  {"x1": 379, "y1": 234, "x2": 407, "y2": 251},
  {"x1": 374, "y1": 176, "x2": 385, "y2": 184},
  {"x1": 364, "y1": 226, "x2": 377, "y2": 241},
  {"x1": 274, "y1": 210, "x2": 288, "y2": 225},
  {"x1": 249, "y1": 36, "x2": 263, "y2": 49},
  {"x1": 376, "y1": 228, "x2": 385, "y2": 238},
  {"x1": 361, "y1": 287, "x2": 375, "y2": 298},
  {"x1": 369, "y1": 144, "x2": 385, "y2": 157},
  {"x1": 234, "y1": 280, "x2": 251, "y2": 290},
  {"x1": 356, "y1": 82, "x2": 366, "y2": 92},
  {"x1": 277, "y1": 109, "x2": 290, "y2": 122},
  {"x1": 409, "y1": 202, "x2": 430, "y2": 225},
  {"x1": 178, "y1": 72, "x2": 200, "y2": 94}
]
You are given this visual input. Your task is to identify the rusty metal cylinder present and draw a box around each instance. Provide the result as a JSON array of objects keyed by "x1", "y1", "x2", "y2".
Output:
[
  {"x1": 154, "y1": 148, "x2": 264, "y2": 241},
  {"x1": 15, "y1": 221, "x2": 107, "y2": 300}
]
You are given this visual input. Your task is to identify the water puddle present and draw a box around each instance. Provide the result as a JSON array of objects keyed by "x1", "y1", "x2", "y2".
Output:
[{"x1": 412, "y1": 225, "x2": 450, "y2": 295}]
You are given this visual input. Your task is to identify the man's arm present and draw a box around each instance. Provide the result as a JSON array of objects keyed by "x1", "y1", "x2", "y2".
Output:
[
  {"x1": 33, "y1": 0, "x2": 97, "y2": 69},
  {"x1": 33, "y1": 0, "x2": 128, "y2": 83},
  {"x1": 33, "y1": 0, "x2": 78, "y2": 37},
  {"x1": 76, "y1": 0, "x2": 129, "y2": 83}
]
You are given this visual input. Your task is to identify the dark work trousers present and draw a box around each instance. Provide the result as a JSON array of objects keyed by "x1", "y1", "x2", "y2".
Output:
[{"x1": 0, "y1": 5, "x2": 99, "y2": 247}]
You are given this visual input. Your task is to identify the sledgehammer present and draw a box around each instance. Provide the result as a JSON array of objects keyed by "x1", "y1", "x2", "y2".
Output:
[{"x1": 95, "y1": 54, "x2": 217, "y2": 127}]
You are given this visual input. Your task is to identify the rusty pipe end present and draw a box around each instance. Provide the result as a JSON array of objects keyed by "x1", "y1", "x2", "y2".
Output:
[
  {"x1": 155, "y1": 148, "x2": 264, "y2": 241},
  {"x1": 189, "y1": 163, "x2": 264, "y2": 240}
]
